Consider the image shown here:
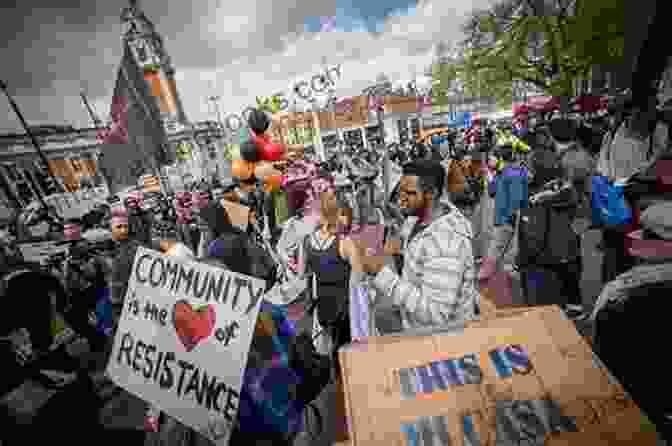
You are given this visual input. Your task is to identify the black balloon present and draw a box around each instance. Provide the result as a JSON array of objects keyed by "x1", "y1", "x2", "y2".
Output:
[
  {"x1": 240, "y1": 140, "x2": 259, "y2": 162},
  {"x1": 247, "y1": 109, "x2": 271, "y2": 135}
]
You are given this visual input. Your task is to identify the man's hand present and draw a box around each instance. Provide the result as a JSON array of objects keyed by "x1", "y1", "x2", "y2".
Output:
[
  {"x1": 383, "y1": 238, "x2": 402, "y2": 256},
  {"x1": 346, "y1": 239, "x2": 383, "y2": 274}
]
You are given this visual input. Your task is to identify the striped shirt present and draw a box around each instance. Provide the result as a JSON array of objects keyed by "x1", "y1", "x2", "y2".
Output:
[{"x1": 372, "y1": 201, "x2": 480, "y2": 329}]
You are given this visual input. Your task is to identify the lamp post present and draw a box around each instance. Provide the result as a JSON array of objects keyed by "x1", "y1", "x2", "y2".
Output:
[{"x1": 0, "y1": 79, "x2": 61, "y2": 212}]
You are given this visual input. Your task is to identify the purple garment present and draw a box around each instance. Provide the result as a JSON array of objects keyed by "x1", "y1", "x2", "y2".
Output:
[
  {"x1": 502, "y1": 166, "x2": 529, "y2": 178},
  {"x1": 350, "y1": 286, "x2": 371, "y2": 340},
  {"x1": 238, "y1": 302, "x2": 304, "y2": 435}
]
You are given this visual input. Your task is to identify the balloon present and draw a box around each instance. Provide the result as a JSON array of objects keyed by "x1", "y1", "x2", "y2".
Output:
[
  {"x1": 264, "y1": 175, "x2": 283, "y2": 193},
  {"x1": 255, "y1": 135, "x2": 285, "y2": 161},
  {"x1": 231, "y1": 159, "x2": 256, "y2": 180},
  {"x1": 240, "y1": 140, "x2": 259, "y2": 162}
]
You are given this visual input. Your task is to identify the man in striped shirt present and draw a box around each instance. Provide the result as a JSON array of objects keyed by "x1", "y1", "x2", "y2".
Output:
[{"x1": 351, "y1": 160, "x2": 480, "y2": 330}]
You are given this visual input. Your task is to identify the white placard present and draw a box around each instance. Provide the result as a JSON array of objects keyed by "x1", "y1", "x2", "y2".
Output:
[
  {"x1": 18, "y1": 241, "x2": 69, "y2": 264},
  {"x1": 106, "y1": 247, "x2": 265, "y2": 445}
]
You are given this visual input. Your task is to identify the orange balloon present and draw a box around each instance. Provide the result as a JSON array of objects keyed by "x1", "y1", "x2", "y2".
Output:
[
  {"x1": 264, "y1": 175, "x2": 283, "y2": 193},
  {"x1": 231, "y1": 159, "x2": 256, "y2": 180}
]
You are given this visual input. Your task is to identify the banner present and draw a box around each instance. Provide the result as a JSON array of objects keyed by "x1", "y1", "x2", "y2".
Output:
[
  {"x1": 98, "y1": 41, "x2": 171, "y2": 194},
  {"x1": 273, "y1": 112, "x2": 315, "y2": 144},
  {"x1": 107, "y1": 248, "x2": 265, "y2": 445},
  {"x1": 18, "y1": 241, "x2": 69, "y2": 264},
  {"x1": 383, "y1": 95, "x2": 420, "y2": 115},
  {"x1": 333, "y1": 96, "x2": 368, "y2": 129},
  {"x1": 45, "y1": 187, "x2": 109, "y2": 220},
  {"x1": 318, "y1": 96, "x2": 368, "y2": 130}
]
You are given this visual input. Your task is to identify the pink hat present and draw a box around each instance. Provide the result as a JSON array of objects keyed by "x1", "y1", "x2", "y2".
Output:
[
  {"x1": 126, "y1": 191, "x2": 145, "y2": 209},
  {"x1": 63, "y1": 223, "x2": 82, "y2": 241},
  {"x1": 192, "y1": 191, "x2": 210, "y2": 209},
  {"x1": 111, "y1": 208, "x2": 129, "y2": 226}
]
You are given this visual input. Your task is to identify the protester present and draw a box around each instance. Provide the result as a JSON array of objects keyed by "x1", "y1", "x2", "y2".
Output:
[
  {"x1": 351, "y1": 160, "x2": 480, "y2": 330},
  {"x1": 592, "y1": 201, "x2": 672, "y2": 441},
  {"x1": 295, "y1": 187, "x2": 356, "y2": 356},
  {"x1": 109, "y1": 207, "x2": 142, "y2": 305}
]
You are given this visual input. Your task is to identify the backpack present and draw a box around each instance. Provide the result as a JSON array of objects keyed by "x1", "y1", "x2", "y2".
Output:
[{"x1": 517, "y1": 200, "x2": 580, "y2": 268}]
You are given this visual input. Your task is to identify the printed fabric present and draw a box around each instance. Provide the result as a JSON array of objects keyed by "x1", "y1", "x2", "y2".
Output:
[
  {"x1": 237, "y1": 301, "x2": 304, "y2": 436},
  {"x1": 372, "y1": 202, "x2": 480, "y2": 330}
]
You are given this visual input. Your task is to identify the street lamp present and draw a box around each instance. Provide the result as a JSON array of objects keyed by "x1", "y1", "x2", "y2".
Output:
[{"x1": 207, "y1": 95, "x2": 223, "y2": 130}]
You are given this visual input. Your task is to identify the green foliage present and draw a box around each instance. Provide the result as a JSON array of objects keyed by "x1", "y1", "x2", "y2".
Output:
[
  {"x1": 175, "y1": 141, "x2": 193, "y2": 162},
  {"x1": 431, "y1": 62, "x2": 457, "y2": 107},
  {"x1": 255, "y1": 95, "x2": 284, "y2": 114},
  {"x1": 457, "y1": 0, "x2": 625, "y2": 105}
]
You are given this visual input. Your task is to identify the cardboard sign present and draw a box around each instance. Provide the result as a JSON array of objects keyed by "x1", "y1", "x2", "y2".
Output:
[
  {"x1": 107, "y1": 247, "x2": 265, "y2": 445},
  {"x1": 338, "y1": 306, "x2": 656, "y2": 445},
  {"x1": 18, "y1": 241, "x2": 69, "y2": 264},
  {"x1": 44, "y1": 187, "x2": 109, "y2": 220},
  {"x1": 220, "y1": 200, "x2": 250, "y2": 232}
]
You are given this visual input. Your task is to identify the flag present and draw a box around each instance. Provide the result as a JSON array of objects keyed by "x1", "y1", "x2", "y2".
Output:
[{"x1": 98, "y1": 41, "x2": 173, "y2": 194}]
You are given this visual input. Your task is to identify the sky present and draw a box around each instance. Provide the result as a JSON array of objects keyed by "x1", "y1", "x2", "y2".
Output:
[{"x1": 0, "y1": 0, "x2": 492, "y2": 134}]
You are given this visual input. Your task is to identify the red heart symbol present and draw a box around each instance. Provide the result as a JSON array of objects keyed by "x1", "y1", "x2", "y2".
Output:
[{"x1": 173, "y1": 300, "x2": 216, "y2": 352}]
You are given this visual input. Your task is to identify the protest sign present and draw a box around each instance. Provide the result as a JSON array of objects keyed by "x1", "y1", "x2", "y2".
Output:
[{"x1": 107, "y1": 247, "x2": 265, "y2": 445}]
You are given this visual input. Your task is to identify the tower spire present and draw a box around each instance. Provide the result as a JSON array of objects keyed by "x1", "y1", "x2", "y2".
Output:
[{"x1": 120, "y1": 0, "x2": 188, "y2": 129}]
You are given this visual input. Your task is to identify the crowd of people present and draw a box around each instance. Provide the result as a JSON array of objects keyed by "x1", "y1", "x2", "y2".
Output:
[{"x1": 1, "y1": 91, "x2": 672, "y2": 445}]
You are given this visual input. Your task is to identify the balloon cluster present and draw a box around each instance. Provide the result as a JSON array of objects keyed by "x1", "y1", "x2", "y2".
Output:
[
  {"x1": 239, "y1": 109, "x2": 285, "y2": 163},
  {"x1": 230, "y1": 109, "x2": 287, "y2": 193}
]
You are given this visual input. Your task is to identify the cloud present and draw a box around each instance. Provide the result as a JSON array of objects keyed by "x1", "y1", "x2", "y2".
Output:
[{"x1": 0, "y1": 0, "x2": 488, "y2": 133}]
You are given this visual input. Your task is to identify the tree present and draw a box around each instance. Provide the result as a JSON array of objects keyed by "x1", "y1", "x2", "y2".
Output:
[
  {"x1": 430, "y1": 42, "x2": 459, "y2": 110},
  {"x1": 456, "y1": 0, "x2": 625, "y2": 110}
]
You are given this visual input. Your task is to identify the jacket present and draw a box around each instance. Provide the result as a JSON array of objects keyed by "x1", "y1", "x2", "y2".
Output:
[
  {"x1": 494, "y1": 167, "x2": 529, "y2": 226},
  {"x1": 370, "y1": 201, "x2": 480, "y2": 330}
]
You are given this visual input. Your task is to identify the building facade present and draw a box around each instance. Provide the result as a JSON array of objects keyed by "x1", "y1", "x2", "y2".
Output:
[{"x1": 0, "y1": 121, "x2": 226, "y2": 211}]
